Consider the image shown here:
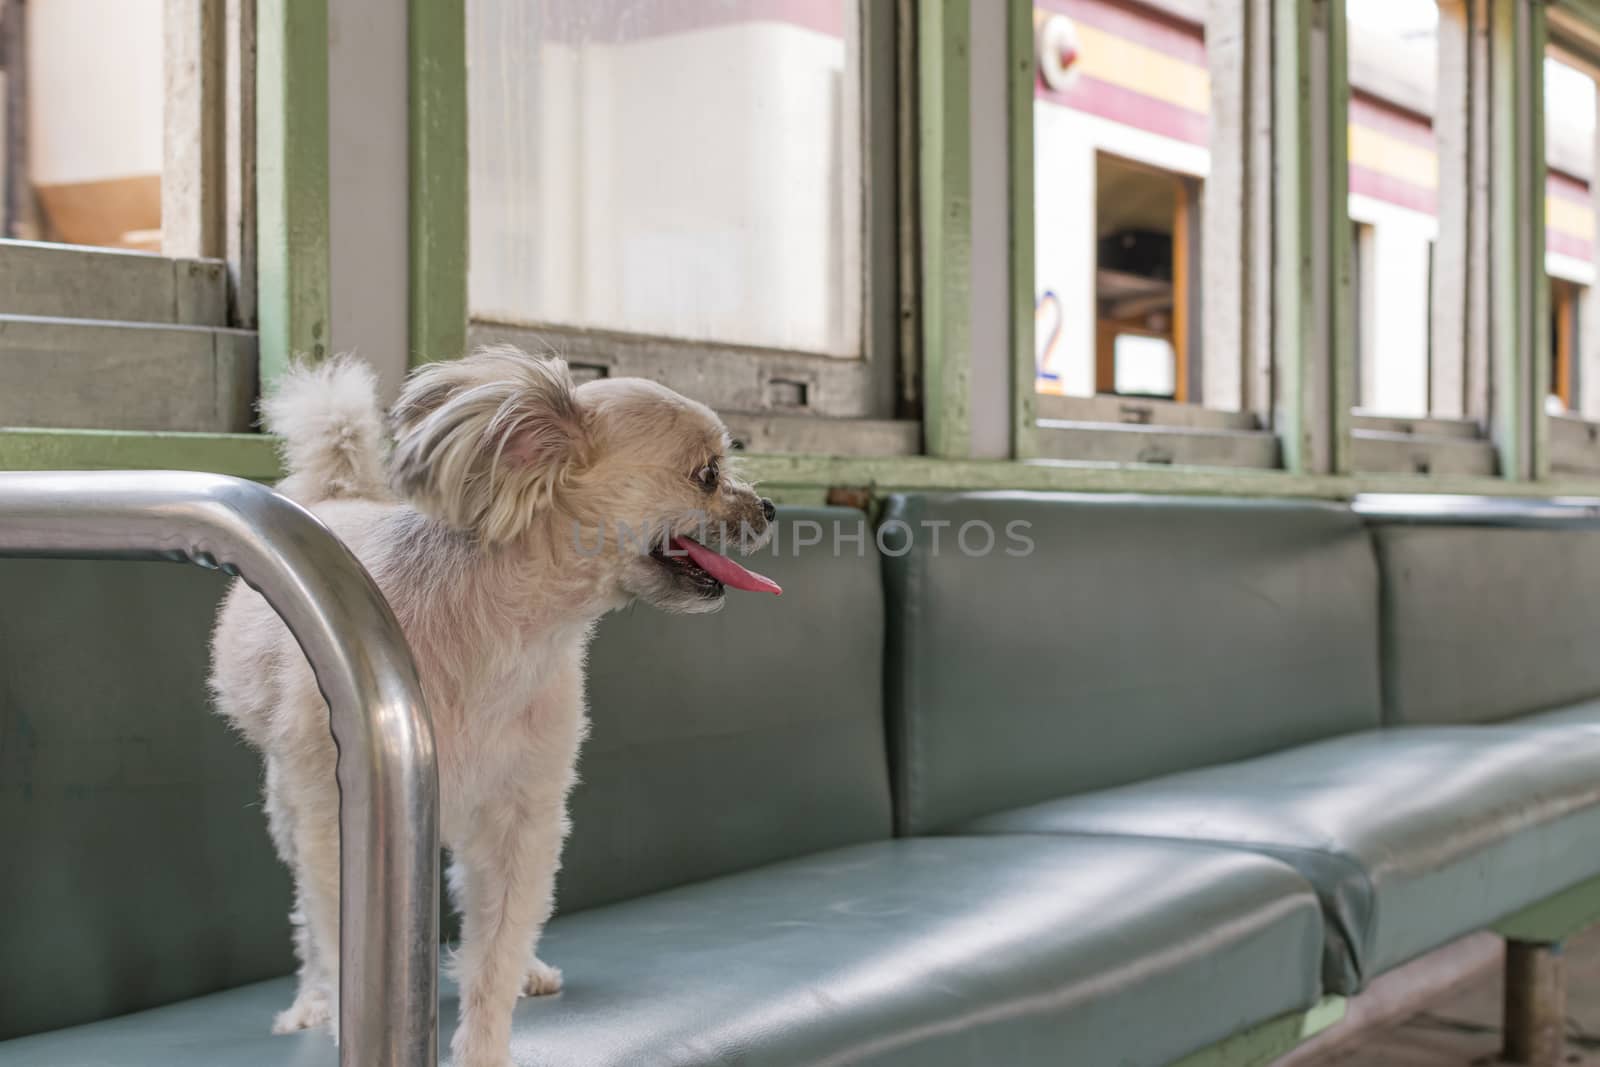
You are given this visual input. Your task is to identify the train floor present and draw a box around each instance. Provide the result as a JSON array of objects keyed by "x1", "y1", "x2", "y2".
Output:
[{"x1": 1298, "y1": 927, "x2": 1600, "y2": 1066}]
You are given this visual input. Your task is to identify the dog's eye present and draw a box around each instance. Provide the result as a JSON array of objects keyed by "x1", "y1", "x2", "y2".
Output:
[{"x1": 695, "y1": 460, "x2": 719, "y2": 492}]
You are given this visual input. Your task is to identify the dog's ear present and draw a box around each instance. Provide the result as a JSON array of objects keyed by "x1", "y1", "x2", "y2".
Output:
[{"x1": 389, "y1": 344, "x2": 587, "y2": 543}]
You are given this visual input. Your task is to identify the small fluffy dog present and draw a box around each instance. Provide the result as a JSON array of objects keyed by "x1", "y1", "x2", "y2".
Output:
[{"x1": 209, "y1": 345, "x2": 779, "y2": 1067}]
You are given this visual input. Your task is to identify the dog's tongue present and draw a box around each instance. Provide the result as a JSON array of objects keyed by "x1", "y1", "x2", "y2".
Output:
[{"x1": 671, "y1": 536, "x2": 782, "y2": 595}]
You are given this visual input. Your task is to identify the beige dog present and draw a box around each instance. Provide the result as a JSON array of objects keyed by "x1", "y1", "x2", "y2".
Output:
[{"x1": 209, "y1": 345, "x2": 778, "y2": 1067}]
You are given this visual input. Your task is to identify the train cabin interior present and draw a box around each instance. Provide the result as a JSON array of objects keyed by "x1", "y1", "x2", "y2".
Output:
[{"x1": 6, "y1": 1, "x2": 1600, "y2": 1066}]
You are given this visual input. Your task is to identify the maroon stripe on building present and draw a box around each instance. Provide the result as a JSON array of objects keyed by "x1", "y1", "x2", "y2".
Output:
[
  {"x1": 1349, "y1": 165, "x2": 1437, "y2": 216},
  {"x1": 1549, "y1": 169, "x2": 1592, "y2": 207},
  {"x1": 1549, "y1": 228, "x2": 1592, "y2": 262},
  {"x1": 1349, "y1": 90, "x2": 1434, "y2": 147},
  {"x1": 1038, "y1": 74, "x2": 1208, "y2": 146}
]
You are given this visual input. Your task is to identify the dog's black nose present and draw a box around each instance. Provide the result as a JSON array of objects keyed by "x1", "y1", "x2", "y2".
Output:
[{"x1": 760, "y1": 498, "x2": 776, "y2": 522}]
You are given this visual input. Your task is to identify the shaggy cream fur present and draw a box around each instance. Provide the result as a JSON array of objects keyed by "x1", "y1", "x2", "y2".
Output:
[{"x1": 210, "y1": 346, "x2": 774, "y2": 1067}]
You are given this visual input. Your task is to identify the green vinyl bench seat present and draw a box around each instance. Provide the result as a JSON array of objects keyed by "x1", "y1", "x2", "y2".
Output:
[
  {"x1": 9, "y1": 489, "x2": 1600, "y2": 1066},
  {"x1": 956, "y1": 726, "x2": 1600, "y2": 992},
  {"x1": 1, "y1": 505, "x2": 1325, "y2": 1066},
  {"x1": 1518, "y1": 699, "x2": 1600, "y2": 729},
  {"x1": 883, "y1": 492, "x2": 1600, "y2": 997},
  {"x1": 0, "y1": 836, "x2": 1326, "y2": 1067}
]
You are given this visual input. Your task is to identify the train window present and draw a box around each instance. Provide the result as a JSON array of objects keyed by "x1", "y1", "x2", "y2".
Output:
[
  {"x1": 1029, "y1": 1, "x2": 1278, "y2": 467},
  {"x1": 1347, "y1": 212, "x2": 1433, "y2": 419},
  {"x1": 0, "y1": 0, "x2": 257, "y2": 437},
  {"x1": 1343, "y1": 0, "x2": 1496, "y2": 474},
  {"x1": 469, "y1": 0, "x2": 858, "y2": 355},
  {"x1": 1550, "y1": 278, "x2": 1581, "y2": 415},
  {"x1": 463, "y1": 0, "x2": 907, "y2": 448},
  {"x1": 1033, "y1": 6, "x2": 1205, "y2": 412},
  {"x1": 1089, "y1": 154, "x2": 1191, "y2": 402},
  {"x1": 3, "y1": 0, "x2": 164, "y2": 251},
  {"x1": 1544, "y1": 44, "x2": 1598, "y2": 473}
]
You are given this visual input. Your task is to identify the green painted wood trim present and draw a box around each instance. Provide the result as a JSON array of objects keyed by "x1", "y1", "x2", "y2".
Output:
[
  {"x1": 1326, "y1": 2, "x2": 1354, "y2": 477},
  {"x1": 1489, "y1": 0, "x2": 1528, "y2": 479},
  {"x1": 1008, "y1": 0, "x2": 1038, "y2": 461},
  {"x1": 919, "y1": 0, "x2": 973, "y2": 459},
  {"x1": 255, "y1": 0, "x2": 330, "y2": 389},
  {"x1": 1490, "y1": 0, "x2": 1517, "y2": 476},
  {"x1": 1551, "y1": 0, "x2": 1600, "y2": 50},
  {"x1": 1272, "y1": 0, "x2": 1314, "y2": 474},
  {"x1": 1526, "y1": 1, "x2": 1551, "y2": 481},
  {"x1": 1555, "y1": 0, "x2": 1600, "y2": 29},
  {"x1": 408, "y1": 0, "x2": 468, "y2": 367},
  {"x1": 0, "y1": 428, "x2": 282, "y2": 481},
  {"x1": 15, "y1": 429, "x2": 1600, "y2": 500},
  {"x1": 1497, "y1": 873, "x2": 1600, "y2": 944},
  {"x1": 1168, "y1": 997, "x2": 1347, "y2": 1067},
  {"x1": 1274, "y1": 0, "x2": 1349, "y2": 476},
  {"x1": 747, "y1": 455, "x2": 1600, "y2": 499},
  {"x1": 1483, "y1": 0, "x2": 1555, "y2": 482}
]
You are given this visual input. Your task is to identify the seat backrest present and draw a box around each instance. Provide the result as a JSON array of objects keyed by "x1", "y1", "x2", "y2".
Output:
[
  {"x1": 882, "y1": 492, "x2": 1384, "y2": 834},
  {"x1": 546, "y1": 505, "x2": 893, "y2": 913},
  {"x1": 0, "y1": 560, "x2": 293, "y2": 1041},
  {"x1": 0, "y1": 507, "x2": 891, "y2": 1038},
  {"x1": 1368, "y1": 518, "x2": 1600, "y2": 724}
]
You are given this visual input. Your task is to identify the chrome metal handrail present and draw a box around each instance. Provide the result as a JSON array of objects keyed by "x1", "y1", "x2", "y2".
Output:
[{"x1": 0, "y1": 470, "x2": 439, "y2": 1067}]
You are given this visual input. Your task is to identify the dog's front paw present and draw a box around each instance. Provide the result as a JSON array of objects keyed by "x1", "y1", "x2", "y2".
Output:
[
  {"x1": 520, "y1": 957, "x2": 563, "y2": 997},
  {"x1": 453, "y1": 1050, "x2": 512, "y2": 1067},
  {"x1": 450, "y1": 1031, "x2": 513, "y2": 1067},
  {"x1": 271, "y1": 988, "x2": 333, "y2": 1035}
]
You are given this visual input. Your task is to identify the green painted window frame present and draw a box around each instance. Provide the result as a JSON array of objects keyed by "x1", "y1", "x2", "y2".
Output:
[
  {"x1": 1547, "y1": 0, "x2": 1600, "y2": 474},
  {"x1": 1009, "y1": 1, "x2": 1356, "y2": 473},
  {"x1": 0, "y1": 0, "x2": 259, "y2": 436},
  {"x1": 1008, "y1": 0, "x2": 1565, "y2": 489},
  {"x1": 409, "y1": 0, "x2": 468, "y2": 370},
  {"x1": 256, "y1": 0, "x2": 329, "y2": 386},
  {"x1": 12, "y1": 0, "x2": 1600, "y2": 505}
]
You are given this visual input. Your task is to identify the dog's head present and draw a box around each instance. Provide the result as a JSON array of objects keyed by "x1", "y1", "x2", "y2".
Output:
[{"x1": 388, "y1": 344, "x2": 778, "y2": 614}]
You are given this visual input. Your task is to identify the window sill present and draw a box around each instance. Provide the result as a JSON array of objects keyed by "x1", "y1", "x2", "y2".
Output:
[
  {"x1": 1350, "y1": 429, "x2": 1497, "y2": 477},
  {"x1": 1551, "y1": 414, "x2": 1600, "y2": 476},
  {"x1": 1032, "y1": 419, "x2": 1280, "y2": 468},
  {"x1": 757, "y1": 455, "x2": 1600, "y2": 500},
  {"x1": 1347, "y1": 412, "x2": 1497, "y2": 477},
  {"x1": 10, "y1": 427, "x2": 1600, "y2": 502}
]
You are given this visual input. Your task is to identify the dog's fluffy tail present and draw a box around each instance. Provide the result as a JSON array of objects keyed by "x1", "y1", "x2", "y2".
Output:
[{"x1": 261, "y1": 355, "x2": 390, "y2": 505}]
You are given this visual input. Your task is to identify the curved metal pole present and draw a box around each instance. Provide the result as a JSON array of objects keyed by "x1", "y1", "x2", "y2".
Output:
[{"x1": 0, "y1": 470, "x2": 438, "y2": 1067}]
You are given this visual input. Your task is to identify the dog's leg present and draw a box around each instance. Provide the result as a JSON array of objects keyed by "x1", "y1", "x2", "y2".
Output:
[
  {"x1": 272, "y1": 884, "x2": 335, "y2": 1034},
  {"x1": 263, "y1": 758, "x2": 335, "y2": 1035},
  {"x1": 273, "y1": 734, "x2": 344, "y2": 1044},
  {"x1": 448, "y1": 785, "x2": 569, "y2": 1067}
]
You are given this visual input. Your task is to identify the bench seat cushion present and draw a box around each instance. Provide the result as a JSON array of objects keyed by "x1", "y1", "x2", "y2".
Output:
[
  {"x1": 954, "y1": 726, "x2": 1600, "y2": 994},
  {"x1": 0, "y1": 837, "x2": 1325, "y2": 1067},
  {"x1": 1515, "y1": 697, "x2": 1600, "y2": 729}
]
